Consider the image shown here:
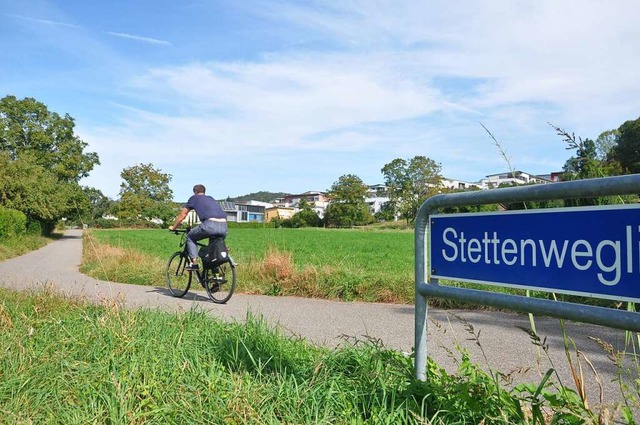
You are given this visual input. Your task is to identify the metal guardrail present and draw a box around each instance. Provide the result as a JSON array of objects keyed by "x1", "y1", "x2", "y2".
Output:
[{"x1": 414, "y1": 174, "x2": 640, "y2": 380}]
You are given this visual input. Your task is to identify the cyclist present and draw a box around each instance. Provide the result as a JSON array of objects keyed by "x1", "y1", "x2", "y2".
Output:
[{"x1": 168, "y1": 184, "x2": 228, "y2": 270}]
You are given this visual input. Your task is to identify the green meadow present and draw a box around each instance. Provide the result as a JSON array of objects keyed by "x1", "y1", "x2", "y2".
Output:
[
  {"x1": 83, "y1": 227, "x2": 416, "y2": 303},
  {"x1": 83, "y1": 227, "x2": 578, "y2": 307}
]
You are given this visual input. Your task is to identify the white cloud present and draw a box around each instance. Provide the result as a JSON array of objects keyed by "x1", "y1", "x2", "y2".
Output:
[
  {"x1": 106, "y1": 54, "x2": 452, "y2": 156},
  {"x1": 104, "y1": 31, "x2": 171, "y2": 46},
  {"x1": 75, "y1": 0, "x2": 640, "y2": 197},
  {"x1": 3, "y1": 13, "x2": 83, "y2": 29}
]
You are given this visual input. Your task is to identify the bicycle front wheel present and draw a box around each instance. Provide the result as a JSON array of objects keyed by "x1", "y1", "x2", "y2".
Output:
[
  {"x1": 204, "y1": 260, "x2": 237, "y2": 304},
  {"x1": 166, "y1": 252, "x2": 192, "y2": 297}
]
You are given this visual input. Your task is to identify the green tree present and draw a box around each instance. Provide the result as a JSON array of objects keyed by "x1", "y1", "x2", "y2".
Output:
[
  {"x1": 324, "y1": 174, "x2": 373, "y2": 227},
  {"x1": 595, "y1": 129, "x2": 619, "y2": 161},
  {"x1": 374, "y1": 201, "x2": 396, "y2": 221},
  {"x1": 0, "y1": 153, "x2": 70, "y2": 233},
  {"x1": 551, "y1": 124, "x2": 631, "y2": 207},
  {"x1": 550, "y1": 124, "x2": 622, "y2": 181},
  {"x1": 381, "y1": 156, "x2": 442, "y2": 224},
  {"x1": 84, "y1": 187, "x2": 114, "y2": 219},
  {"x1": 611, "y1": 116, "x2": 640, "y2": 174},
  {"x1": 0, "y1": 95, "x2": 99, "y2": 182},
  {"x1": 116, "y1": 163, "x2": 175, "y2": 225},
  {"x1": 118, "y1": 163, "x2": 173, "y2": 203},
  {"x1": 562, "y1": 138, "x2": 599, "y2": 179},
  {"x1": 0, "y1": 96, "x2": 100, "y2": 234},
  {"x1": 289, "y1": 198, "x2": 322, "y2": 228}
]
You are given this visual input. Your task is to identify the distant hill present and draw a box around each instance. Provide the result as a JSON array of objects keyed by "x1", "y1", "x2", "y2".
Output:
[{"x1": 228, "y1": 191, "x2": 289, "y2": 203}]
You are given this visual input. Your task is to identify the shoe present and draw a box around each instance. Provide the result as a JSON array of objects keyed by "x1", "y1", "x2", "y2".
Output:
[{"x1": 185, "y1": 263, "x2": 199, "y2": 271}]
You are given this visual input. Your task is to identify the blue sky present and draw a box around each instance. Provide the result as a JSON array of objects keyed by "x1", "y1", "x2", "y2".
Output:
[{"x1": 2, "y1": 1, "x2": 639, "y2": 201}]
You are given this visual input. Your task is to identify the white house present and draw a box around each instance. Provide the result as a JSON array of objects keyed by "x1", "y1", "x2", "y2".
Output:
[
  {"x1": 275, "y1": 191, "x2": 330, "y2": 218},
  {"x1": 479, "y1": 171, "x2": 554, "y2": 189},
  {"x1": 440, "y1": 177, "x2": 483, "y2": 191},
  {"x1": 365, "y1": 184, "x2": 390, "y2": 215}
]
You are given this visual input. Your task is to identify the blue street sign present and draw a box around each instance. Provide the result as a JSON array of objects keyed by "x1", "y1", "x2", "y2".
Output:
[{"x1": 429, "y1": 204, "x2": 640, "y2": 302}]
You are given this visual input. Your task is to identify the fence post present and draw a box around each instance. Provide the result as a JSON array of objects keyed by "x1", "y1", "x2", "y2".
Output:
[{"x1": 414, "y1": 201, "x2": 430, "y2": 380}]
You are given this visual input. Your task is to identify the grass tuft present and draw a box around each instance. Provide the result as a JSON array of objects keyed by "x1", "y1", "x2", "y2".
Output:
[
  {"x1": 258, "y1": 246, "x2": 297, "y2": 282},
  {"x1": 81, "y1": 232, "x2": 165, "y2": 286},
  {"x1": 0, "y1": 286, "x2": 610, "y2": 423},
  {"x1": 0, "y1": 233, "x2": 55, "y2": 261}
]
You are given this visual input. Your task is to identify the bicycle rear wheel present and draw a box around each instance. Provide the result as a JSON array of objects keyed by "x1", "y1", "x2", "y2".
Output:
[
  {"x1": 203, "y1": 260, "x2": 236, "y2": 304},
  {"x1": 166, "y1": 251, "x2": 192, "y2": 297}
]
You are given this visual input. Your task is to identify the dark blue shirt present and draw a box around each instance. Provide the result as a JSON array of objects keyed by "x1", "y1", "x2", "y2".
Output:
[{"x1": 185, "y1": 194, "x2": 226, "y2": 221}]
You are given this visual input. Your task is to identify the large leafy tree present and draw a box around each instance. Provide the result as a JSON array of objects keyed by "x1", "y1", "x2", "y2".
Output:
[
  {"x1": 0, "y1": 96, "x2": 100, "y2": 233},
  {"x1": 381, "y1": 156, "x2": 442, "y2": 224},
  {"x1": 0, "y1": 153, "x2": 69, "y2": 222},
  {"x1": 78, "y1": 187, "x2": 114, "y2": 222},
  {"x1": 116, "y1": 163, "x2": 175, "y2": 224},
  {"x1": 563, "y1": 137, "x2": 600, "y2": 179},
  {"x1": 611, "y1": 116, "x2": 640, "y2": 174},
  {"x1": 374, "y1": 201, "x2": 396, "y2": 221},
  {"x1": 324, "y1": 174, "x2": 373, "y2": 227},
  {"x1": 595, "y1": 129, "x2": 619, "y2": 161},
  {"x1": 0, "y1": 95, "x2": 99, "y2": 182}
]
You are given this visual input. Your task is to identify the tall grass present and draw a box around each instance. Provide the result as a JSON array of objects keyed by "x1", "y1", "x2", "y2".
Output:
[
  {"x1": 0, "y1": 233, "x2": 55, "y2": 262},
  {"x1": 81, "y1": 233, "x2": 166, "y2": 286},
  {"x1": 0, "y1": 287, "x2": 602, "y2": 423},
  {"x1": 82, "y1": 228, "x2": 415, "y2": 303}
]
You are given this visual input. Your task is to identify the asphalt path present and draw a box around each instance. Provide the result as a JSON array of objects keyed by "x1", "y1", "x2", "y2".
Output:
[{"x1": 0, "y1": 229, "x2": 635, "y2": 413}]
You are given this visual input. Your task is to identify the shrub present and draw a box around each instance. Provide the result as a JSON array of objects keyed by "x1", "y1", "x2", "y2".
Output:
[
  {"x1": 91, "y1": 218, "x2": 122, "y2": 229},
  {"x1": 289, "y1": 209, "x2": 323, "y2": 228},
  {"x1": 26, "y1": 219, "x2": 44, "y2": 235},
  {"x1": 0, "y1": 206, "x2": 26, "y2": 238}
]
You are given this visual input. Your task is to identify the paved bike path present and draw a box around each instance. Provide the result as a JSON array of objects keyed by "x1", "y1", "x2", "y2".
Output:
[{"x1": 0, "y1": 229, "x2": 631, "y2": 409}]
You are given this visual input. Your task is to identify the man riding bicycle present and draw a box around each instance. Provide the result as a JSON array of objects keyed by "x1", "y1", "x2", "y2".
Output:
[{"x1": 168, "y1": 184, "x2": 228, "y2": 270}]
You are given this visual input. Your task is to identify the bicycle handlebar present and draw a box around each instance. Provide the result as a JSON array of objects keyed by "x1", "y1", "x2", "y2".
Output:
[{"x1": 169, "y1": 227, "x2": 191, "y2": 234}]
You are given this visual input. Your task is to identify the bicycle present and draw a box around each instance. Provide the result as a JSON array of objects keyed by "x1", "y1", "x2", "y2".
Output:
[{"x1": 165, "y1": 228, "x2": 237, "y2": 304}]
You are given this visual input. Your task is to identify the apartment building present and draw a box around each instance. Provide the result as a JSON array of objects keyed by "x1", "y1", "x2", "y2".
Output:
[
  {"x1": 185, "y1": 200, "x2": 266, "y2": 224},
  {"x1": 274, "y1": 191, "x2": 330, "y2": 218}
]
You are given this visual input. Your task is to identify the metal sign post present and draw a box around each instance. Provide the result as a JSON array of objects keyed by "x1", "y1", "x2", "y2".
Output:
[{"x1": 414, "y1": 174, "x2": 640, "y2": 381}]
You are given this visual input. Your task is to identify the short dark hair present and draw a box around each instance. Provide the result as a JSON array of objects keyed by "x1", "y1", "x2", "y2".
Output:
[{"x1": 193, "y1": 184, "x2": 206, "y2": 194}]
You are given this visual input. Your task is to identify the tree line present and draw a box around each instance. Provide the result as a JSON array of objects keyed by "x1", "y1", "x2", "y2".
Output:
[
  {"x1": 1, "y1": 94, "x2": 639, "y2": 232},
  {"x1": 0, "y1": 95, "x2": 178, "y2": 233}
]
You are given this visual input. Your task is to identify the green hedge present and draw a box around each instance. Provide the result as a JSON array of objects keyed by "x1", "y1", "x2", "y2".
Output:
[{"x1": 0, "y1": 206, "x2": 27, "y2": 238}]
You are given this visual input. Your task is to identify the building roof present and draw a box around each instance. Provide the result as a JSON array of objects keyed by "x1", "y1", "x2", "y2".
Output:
[
  {"x1": 218, "y1": 201, "x2": 236, "y2": 212},
  {"x1": 484, "y1": 170, "x2": 552, "y2": 181}
]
